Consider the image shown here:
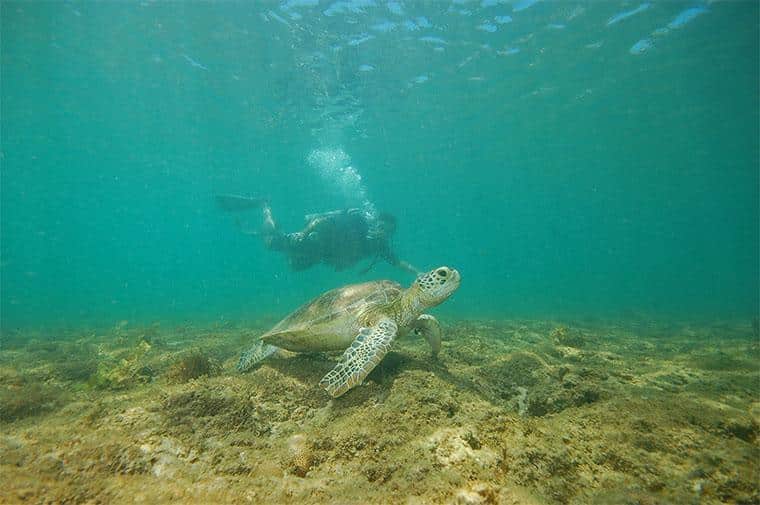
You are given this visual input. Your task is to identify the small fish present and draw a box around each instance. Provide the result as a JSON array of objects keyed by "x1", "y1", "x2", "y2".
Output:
[
  {"x1": 347, "y1": 34, "x2": 374, "y2": 46},
  {"x1": 387, "y1": 1, "x2": 403, "y2": 16},
  {"x1": 402, "y1": 19, "x2": 419, "y2": 31},
  {"x1": 497, "y1": 47, "x2": 520, "y2": 55},
  {"x1": 495, "y1": 15, "x2": 513, "y2": 24},
  {"x1": 323, "y1": 4, "x2": 340, "y2": 16},
  {"x1": 358, "y1": 64, "x2": 375, "y2": 72},
  {"x1": 515, "y1": 33, "x2": 534, "y2": 44},
  {"x1": 667, "y1": 6, "x2": 708, "y2": 30},
  {"x1": 567, "y1": 5, "x2": 585, "y2": 21},
  {"x1": 267, "y1": 10, "x2": 292, "y2": 28},
  {"x1": 513, "y1": 0, "x2": 540, "y2": 13},
  {"x1": 415, "y1": 16, "x2": 431, "y2": 28},
  {"x1": 280, "y1": 0, "x2": 318, "y2": 8},
  {"x1": 629, "y1": 38, "x2": 653, "y2": 55},
  {"x1": 419, "y1": 36, "x2": 447, "y2": 45},
  {"x1": 371, "y1": 20, "x2": 397, "y2": 32},
  {"x1": 477, "y1": 22, "x2": 498, "y2": 33},
  {"x1": 182, "y1": 54, "x2": 208, "y2": 71},
  {"x1": 606, "y1": 3, "x2": 651, "y2": 27},
  {"x1": 481, "y1": 0, "x2": 508, "y2": 7},
  {"x1": 457, "y1": 52, "x2": 479, "y2": 68}
]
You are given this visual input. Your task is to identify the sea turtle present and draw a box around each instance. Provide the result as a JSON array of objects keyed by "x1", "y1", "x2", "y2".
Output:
[{"x1": 237, "y1": 266, "x2": 461, "y2": 397}]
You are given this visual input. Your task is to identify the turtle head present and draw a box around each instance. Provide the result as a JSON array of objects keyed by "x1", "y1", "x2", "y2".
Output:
[{"x1": 413, "y1": 266, "x2": 460, "y2": 308}]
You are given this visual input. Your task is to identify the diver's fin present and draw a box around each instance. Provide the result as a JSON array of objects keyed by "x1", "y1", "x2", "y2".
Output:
[{"x1": 215, "y1": 194, "x2": 267, "y2": 212}]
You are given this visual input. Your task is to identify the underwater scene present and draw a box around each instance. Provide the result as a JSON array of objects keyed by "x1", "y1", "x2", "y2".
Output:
[{"x1": 1, "y1": 0, "x2": 758, "y2": 503}]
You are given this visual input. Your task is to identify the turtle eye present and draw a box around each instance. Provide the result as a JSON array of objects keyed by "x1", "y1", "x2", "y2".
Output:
[{"x1": 436, "y1": 269, "x2": 448, "y2": 278}]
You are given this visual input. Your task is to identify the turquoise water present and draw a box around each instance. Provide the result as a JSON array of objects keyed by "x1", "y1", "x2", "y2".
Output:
[{"x1": 1, "y1": 0, "x2": 757, "y2": 329}]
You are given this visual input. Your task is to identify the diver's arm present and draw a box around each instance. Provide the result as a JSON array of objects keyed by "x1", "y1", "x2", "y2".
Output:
[
  {"x1": 383, "y1": 249, "x2": 420, "y2": 276},
  {"x1": 395, "y1": 260, "x2": 420, "y2": 276},
  {"x1": 304, "y1": 209, "x2": 345, "y2": 223},
  {"x1": 358, "y1": 258, "x2": 378, "y2": 275},
  {"x1": 215, "y1": 194, "x2": 266, "y2": 212},
  {"x1": 234, "y1": 218, "x2": 259, "y2": 236}
]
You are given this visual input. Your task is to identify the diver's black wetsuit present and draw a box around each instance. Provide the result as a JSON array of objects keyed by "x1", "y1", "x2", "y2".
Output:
[
  {"x1": 262, "y1": 207, "x2": 407, "y2": 272},
  {"x1": 215, "y1": 194, "x2": 416, "y2": 274}
]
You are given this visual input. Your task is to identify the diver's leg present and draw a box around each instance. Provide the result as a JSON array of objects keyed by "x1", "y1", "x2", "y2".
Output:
[
  {"x1": 261, "y1": 203, "x2": 290, "y2": 251},
  {"x1": 262, "y1": 203, "x2": 277, "y2": 236}
]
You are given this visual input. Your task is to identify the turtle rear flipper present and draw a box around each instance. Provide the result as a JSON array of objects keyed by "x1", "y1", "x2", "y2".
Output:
[
  {"x1": 237, "y1": 341, "x2": 280, "y2": 372},
  {"x1": 413, "y1": 314, "x2": 441, "y2": 357},
  {"x1": 319, "y1": 318, "x2": 397, "y2": 398}
]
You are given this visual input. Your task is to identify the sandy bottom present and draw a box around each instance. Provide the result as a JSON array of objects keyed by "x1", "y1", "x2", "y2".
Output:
[{"x1": 0, "y1": 317, "x2": 758, "y2": 504}]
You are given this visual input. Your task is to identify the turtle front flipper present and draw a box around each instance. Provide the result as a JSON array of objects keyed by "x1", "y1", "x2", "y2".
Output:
[
  {"x1": 237, "y1": 341, "x2": 280, "y2": 372},
  {"x1": 319, "y1": 318, "x2": 398, "y2": 398},
  {"x1": 413, "y1": 314, "x2": 441, "y2": 357}
]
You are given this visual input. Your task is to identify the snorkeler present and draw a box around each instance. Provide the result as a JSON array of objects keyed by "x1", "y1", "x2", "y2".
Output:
[{"x1": 215, "y1": 194, "x2": 418, "y2": 275}]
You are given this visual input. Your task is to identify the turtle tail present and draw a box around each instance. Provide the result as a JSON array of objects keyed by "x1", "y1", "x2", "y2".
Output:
[{"x1": 237, "y1": 341, "x2": 280, "y2": 372}]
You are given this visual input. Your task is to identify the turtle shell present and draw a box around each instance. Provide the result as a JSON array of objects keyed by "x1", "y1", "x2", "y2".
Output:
[{"x1": 261, "y1": 280, "x2": 403, "y2": 352}]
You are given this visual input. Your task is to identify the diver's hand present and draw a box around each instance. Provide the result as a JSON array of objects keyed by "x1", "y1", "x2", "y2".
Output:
[
  {"x1": 235, "y1": 218, "x2": 259, "y2": 236},
  {"x1": 359, "y1": 258, "x2": 378, "y2": 275},
  {"x1": 398, "y1": 260, "x2": 420, "y2": 276}
]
